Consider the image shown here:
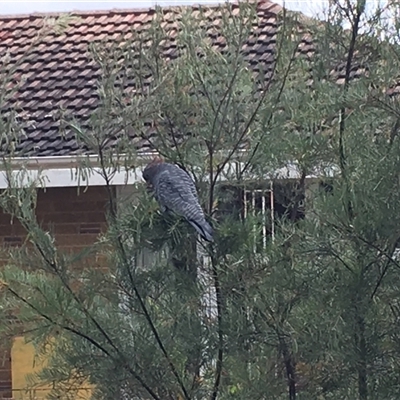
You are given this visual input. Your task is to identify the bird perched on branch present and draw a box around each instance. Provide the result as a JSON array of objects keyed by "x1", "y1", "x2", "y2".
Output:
[{"x1": 142, "y1": 157, "x2": 214, "y2": 242}]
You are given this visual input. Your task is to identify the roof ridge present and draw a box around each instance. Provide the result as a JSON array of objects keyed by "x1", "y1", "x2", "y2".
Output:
[
  {"x1": 0, "y1": 9, "x2": 157, "y2": 20},
  {"x1": 0, "y1": 0, "x2": 282, "y2": 21}
]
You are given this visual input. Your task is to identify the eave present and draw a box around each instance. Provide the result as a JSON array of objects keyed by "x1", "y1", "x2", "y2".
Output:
[
  {"x1": 0, "y1": 153, "x2": 338, "y2": 189},
  {"x1": 0, "y1": 154, "x2": 147, "y2": 189}
]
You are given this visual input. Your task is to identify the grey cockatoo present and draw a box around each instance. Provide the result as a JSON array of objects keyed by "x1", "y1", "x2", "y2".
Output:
[{"x1": 142, "y1": 158, "x2": 214, "y2": 242}]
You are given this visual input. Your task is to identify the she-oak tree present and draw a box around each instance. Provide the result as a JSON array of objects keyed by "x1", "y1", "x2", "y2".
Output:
[{"x1": 2, "y1": 1, "x2": 400, "y2": 399}]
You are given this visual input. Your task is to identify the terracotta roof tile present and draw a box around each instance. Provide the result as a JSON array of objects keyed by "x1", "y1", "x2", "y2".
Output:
[{"x1": 0, "y1": 0, "x2": 374, "y2": 157}]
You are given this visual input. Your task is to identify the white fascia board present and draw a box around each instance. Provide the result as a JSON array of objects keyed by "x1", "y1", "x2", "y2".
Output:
[
  {"x1": 197, "y1": 161, "x2": 338, "y2": 182},
  {"x1": 5, "y1": 155, "x2": 101, "y2": 169},
  {"x1": 3, "y1": 154, "x2": 144, "y2": 169},
  {"x1": 0, "y1": 154, "x2": 146, "y2": 189},
  {"x1": 0, "y1": 153, "x2": 338, "y2": 189},
  {"x1": 0, "y1": 167, "x2": 143, "y2": 189}
]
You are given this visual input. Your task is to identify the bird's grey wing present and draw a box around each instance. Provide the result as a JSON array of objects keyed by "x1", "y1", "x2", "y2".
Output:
[
  {"x1": 175, "y1": 170, "x2": 214, "y2": 241},
  {"x1": 156, "y1": 173, "x2": 196, "y2": 211},
  {"x1": 178, "y1": 168, "x2": 200, "y2": 202},
  {"x1": 156, "y1": 168, "x2": 213, "y2": 241}
]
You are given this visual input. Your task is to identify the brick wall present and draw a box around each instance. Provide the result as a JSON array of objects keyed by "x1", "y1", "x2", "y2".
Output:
[
  {"x1": 0, "y1": 186, "x2": 111, "y2": 251},
  {"x1": 0, "y1": 185, "x2": 113, "y2": 398}
]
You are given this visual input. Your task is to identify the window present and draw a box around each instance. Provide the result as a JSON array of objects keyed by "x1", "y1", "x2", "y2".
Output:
[
  {"x1": 200, "y1": 180, "x2": 306, "y2": 321},
  {"x1": 243, "y1": 187, "x2": 274, "y2": 250},
  {"x1": 216, "y1": 180, "x2": 305, "y2": 249}
]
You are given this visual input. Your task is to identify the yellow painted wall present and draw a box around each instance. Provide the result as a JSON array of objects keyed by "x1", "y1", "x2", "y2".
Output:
[{"x1": 11, "y1": 337, "x2": 92, "y2": 400}]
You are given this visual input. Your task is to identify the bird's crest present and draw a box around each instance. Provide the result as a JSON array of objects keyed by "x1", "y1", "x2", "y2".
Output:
[
  {"x1": 142, "y1": 155, "x2": 165, "y2": 183},
  {"x1": 147, "y1": 155, "x2": 164, "y2": 167},
  {"x1": 143, "y1": 155, "x2": 164, "y2": 173}
]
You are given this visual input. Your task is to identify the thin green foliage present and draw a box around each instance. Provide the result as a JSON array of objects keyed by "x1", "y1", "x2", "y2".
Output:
[{"x1": 2, "y1": 1, "x2": 400, "y2": 399}]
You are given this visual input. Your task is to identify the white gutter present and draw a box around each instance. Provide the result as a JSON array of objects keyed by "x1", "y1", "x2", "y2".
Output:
[
  {"x1": 0, "y1": 153, "x2": 154, "y2": 189},
  {"x1": 0, "y1": 153, "x2": 338, "y2": 189},
  {"x1": 2, "y1": 153, "x2": 156, "y2": 169},
  {"x1": 4, "y1": 155, "x2": 102, "y2": 169}
]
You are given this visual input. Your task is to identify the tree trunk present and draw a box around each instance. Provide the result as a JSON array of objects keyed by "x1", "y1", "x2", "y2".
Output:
[
  {"x1": 356, "y1": 315, "x2": 368, "y2": 400},
  {"x1": 279, "y1": 335, "x2": 296, "y2": 400},
  {"x1": 171, "y1": 234, "x2": 202, "y2": 388}
]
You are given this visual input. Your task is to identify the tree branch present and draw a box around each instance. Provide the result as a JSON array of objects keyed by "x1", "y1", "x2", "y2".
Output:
[
  {"x1": 98, "y1": 146, "x2": 191, "y2": 400},
  {"x1": 209, "y1": 254, "x2": 224, "y2": 400},
  {"x1": 338, "y1": 0, "x2": 365, "y2": 220},
  {"x1": 4, "y1": 284, "x2": 161, "y2": 400}
]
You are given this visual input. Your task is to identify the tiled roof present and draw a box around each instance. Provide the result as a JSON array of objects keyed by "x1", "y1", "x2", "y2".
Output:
[
  {"x1": 0, "y1": 0, "x2": 369, "y2": 157},
  {"x1": 0, "y1": 0, "x2": 289, "y2": 157}
]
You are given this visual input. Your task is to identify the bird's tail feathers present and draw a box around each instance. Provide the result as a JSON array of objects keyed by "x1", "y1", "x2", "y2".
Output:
[{"x1": 188, "y1": 218, "x2": 214, "y2": 242}]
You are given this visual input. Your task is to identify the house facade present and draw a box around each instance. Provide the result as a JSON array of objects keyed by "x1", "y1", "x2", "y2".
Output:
[
  {"x1": 0, "y1": 186, "x2": 108, "y2": 399},
  {"x1": 0, "y1": 0, "x2": 351, "y2": 398}
]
